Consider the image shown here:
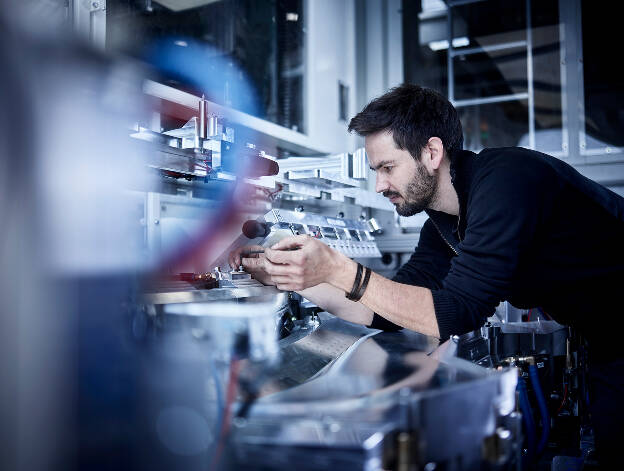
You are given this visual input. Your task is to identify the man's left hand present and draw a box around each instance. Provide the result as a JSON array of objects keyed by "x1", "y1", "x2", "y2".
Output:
[{"x1": 263, "y1": 235, "x2": 347, "y2": 291}]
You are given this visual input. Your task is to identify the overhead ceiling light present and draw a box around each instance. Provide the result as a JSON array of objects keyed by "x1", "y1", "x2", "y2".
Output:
[
  {"x1": 155, "y1": 0, "x2": 222, "y2": 12},
  {"x1": 428, "y1": 36, "x2": 469, "y2": 51},
  {"x1": 174, "y1": 40, "x2": 188, "y2": 47},
  {"x1": 286, "y1": 12, "x2": 299, "y2": 21}
]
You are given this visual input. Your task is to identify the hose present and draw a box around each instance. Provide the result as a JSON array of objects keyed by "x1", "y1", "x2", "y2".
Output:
[
  {"x1": 529, "y1": 364, "x2": 550, "y2": 455},
  {"x1": 517, "y1": 375, "x2": 536, "y2": 462}
]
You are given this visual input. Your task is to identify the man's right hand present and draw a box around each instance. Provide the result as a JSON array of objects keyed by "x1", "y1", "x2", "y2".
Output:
[{"x1": 228, "y1": 245, "x2": 275, "y2": 286}]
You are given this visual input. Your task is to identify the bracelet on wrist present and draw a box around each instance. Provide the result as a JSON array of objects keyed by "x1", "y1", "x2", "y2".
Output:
[
  {"x1": 346, "y1": 262, "x2": 363, "y2": 300},
  {"x1": 351, "y1": 266, "x2": 371, "y2": 302}
]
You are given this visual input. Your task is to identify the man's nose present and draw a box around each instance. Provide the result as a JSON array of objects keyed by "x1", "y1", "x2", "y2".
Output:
[{"x1": 375, "y1": 174, "x2": 388, "y2": 194}]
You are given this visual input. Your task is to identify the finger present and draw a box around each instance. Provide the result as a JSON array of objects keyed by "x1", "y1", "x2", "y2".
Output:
[
  {"x1": 228, "y1": 250, "x2": 239, "y2": 268},
  {"x1": 240, "y1": 244, "x2": 267, "y2": 259},
  {"x1": 270, "y1": 275, "x2": 306, "y2": 291},
  {"x1": 270, "y1": 234, "x2": 309, "y2": 250},
  {"x1": 274, "y1": 282, "x2": 295, "y2": 291},
  {"x1": 230, "y1": 252, "x2": 240, "y2": 269},
  {"x1": 233, "y1": 245, "x2": 265, "y2": 267},
  {"x1": 264, "y1": 263, "x2": 300, "y2": 276},
  {"x1": 274, "y1": 282, "x2": 303, "y2": 292},
  {"x1": 241, "y1": 257, "x2": 265, "y2": 270},
  {"x1": 270, "y1": 275, "x2": 296, "y2": 284},
  {"x1": 264, "y1": 247, "x2": 303, "y2": 265}
]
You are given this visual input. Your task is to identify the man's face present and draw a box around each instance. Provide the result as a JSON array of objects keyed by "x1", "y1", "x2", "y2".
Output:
[{"x1": 366, "y1": 131, "x2": 437, "y2": 217}]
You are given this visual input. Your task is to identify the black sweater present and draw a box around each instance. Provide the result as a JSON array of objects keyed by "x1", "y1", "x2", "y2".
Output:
[{"x1": 371, "y1": 147, "x2": 624, "y2": 355}]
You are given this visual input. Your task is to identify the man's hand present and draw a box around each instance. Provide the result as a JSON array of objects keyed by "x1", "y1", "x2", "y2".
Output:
[
  {"x1": 228, "y1": 245, "x2": 275, "y2": 286},
  {"x1": 263, "y1": 235, "x2": 351, "y2": 291},
  {"x1": 240, "y1": 236, "x2": 439, "y2": 338}
]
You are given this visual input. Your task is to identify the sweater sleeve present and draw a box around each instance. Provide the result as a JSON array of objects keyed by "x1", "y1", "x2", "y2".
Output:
[
  {"x1": 370, "y1": 218, "x2": 454, "y2": 331},
  {"x1": 432, "y1": 157, "x2": 556, "y2": 340}
]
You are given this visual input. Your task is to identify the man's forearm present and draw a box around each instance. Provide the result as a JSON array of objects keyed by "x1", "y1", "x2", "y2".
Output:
[
  {"x1": 261, "y1": 236, "x2": 440, "y2": 337},
  {"x1": 297, "y1": 283, "x2": 374, "y2": 325},
  {"x1": 328, "y1": 257, "x2": 441, "y2": 338}
]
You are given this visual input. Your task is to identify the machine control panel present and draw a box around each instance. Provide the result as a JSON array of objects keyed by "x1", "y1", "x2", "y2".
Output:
[{"x1": 263, "y1": 209, "x2": 382, "y2": 258}]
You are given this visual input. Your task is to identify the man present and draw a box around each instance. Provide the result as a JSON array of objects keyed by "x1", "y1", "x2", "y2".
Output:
[{"x1": 231, "y1": 84, "x2": 624, "y2": 464}]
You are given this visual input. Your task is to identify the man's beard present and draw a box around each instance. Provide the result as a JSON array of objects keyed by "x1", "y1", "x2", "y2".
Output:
[{"x1": 384, "y1": 162, "x2": 437, "y2": 217}]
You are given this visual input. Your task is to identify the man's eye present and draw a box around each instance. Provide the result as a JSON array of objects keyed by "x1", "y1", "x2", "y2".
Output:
[{"x1": 384, "y1": 166, "x2": 393, "y2": 172}]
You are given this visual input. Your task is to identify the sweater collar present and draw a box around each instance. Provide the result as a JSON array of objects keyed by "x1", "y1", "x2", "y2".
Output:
[
  {"x1": 425, "y1": 149, "x2": 478, "y2": 245},
  {"x1": 448, "y1": 148, "x2": 478, "y2": 213}
]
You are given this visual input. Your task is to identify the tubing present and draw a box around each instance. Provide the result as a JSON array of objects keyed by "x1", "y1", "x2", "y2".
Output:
[
  {"x1": 517, "y1": 375, "x2": 536, "y2": 462},
  {"x1": 529, "y1": 364, "x2": 550, "y2": 455}
]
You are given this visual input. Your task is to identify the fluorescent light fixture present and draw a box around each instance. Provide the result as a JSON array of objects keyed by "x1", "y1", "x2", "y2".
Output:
[
  {"x1": 428, "y1": 36, "x2": 470, "y2": 51},
  {"x1": 286, "y1": 12, "x2": 299, "y2": 21},
  {"x1": 422, "y1": 0, "x2": 447, "y2": 13},
  {"x1": 155, "y1": 0, "x2": 222, "y2": 12}
]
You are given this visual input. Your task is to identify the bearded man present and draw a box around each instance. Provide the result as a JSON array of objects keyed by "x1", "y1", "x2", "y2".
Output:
[{"x1": 230, "y1": 84, "x2": 624, "y2": 465}]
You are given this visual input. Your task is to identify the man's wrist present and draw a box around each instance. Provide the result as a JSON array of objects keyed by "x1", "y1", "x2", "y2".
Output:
[{"x1": 327, "y1": 253, "x2": 358, "y2": 294}]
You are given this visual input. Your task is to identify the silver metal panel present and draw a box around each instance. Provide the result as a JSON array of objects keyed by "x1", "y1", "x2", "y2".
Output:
[
  {"x1": 143, "y1": 285, "x2": 283, "y2": 306},
  {"x1": 231, "y1": 319, "x2": 517, "y2": 470},
  {"x1": 143, "y1": 80, "x2": 331, "y2": 156}
]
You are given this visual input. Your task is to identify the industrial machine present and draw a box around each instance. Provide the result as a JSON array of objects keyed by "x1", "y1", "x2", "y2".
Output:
[
  {"x1": 1, "y1": 3, "x2": 611, "y2": 470},
  {"x1": 1, "y1": 25, "x2": 588, "y2": 470},
  {"x1": 127, "y1": 75, "x2": 595, "y2": 469},
  {"x1": 122, "y1": 76, "x2": 526, "y2": 471}
]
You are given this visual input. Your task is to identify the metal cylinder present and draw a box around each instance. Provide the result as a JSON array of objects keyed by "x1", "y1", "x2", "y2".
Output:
[
  {"x1": 351, "y1": 147, "x2": 368, "y2": 180},
  {"x1": 208, "y1": 115, "x2": 218, "y2": 138},
  {"x1": 198, "y1": 95, "x2": 207, "y2": 139}
]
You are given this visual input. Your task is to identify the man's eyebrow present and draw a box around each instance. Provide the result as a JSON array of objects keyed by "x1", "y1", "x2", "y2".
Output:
[{"x1": 369, "y1": 160, "x2": 394, "y2": 171}]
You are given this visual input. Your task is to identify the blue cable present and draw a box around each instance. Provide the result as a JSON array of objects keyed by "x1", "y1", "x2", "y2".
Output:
[
  {"x1": 517, "y1": 375, "x2": 536, "y2": 463},
  {"x1": 529, "y1": 364, "x2": 550, "y2": 455}
]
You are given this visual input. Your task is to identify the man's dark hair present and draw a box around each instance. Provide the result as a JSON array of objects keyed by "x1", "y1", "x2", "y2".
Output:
[{"x1": 348, "y1": 84, "x2": 463, "y2": 160}]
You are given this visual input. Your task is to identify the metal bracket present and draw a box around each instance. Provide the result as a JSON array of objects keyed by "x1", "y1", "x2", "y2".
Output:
[
  {"x1": 88, "y1": 0, "x2": 106, "y2": 12},
  {"x1": 72, "y1": 0, "x2": 107, "y2": 47}
]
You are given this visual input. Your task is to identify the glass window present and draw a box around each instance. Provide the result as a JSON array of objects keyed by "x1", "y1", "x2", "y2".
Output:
[
  {"x1": 453, "y1": 46, "x2": 528, "y2": 101},
  {"x1": 450, "y1": 0, "x2": 527, "y2": 50},
  {"x1": 106, "y1": 0, "x2": 305, "y2": 133},
  {"x1": 459, "y1": 100, "x2": 529, "y2": 150},
  {"x1": 581, "y1": 0, "x2": 624, "y2": 149},
  {"x1": 404, "y1": 0, "x2": 562, "y2": 153}
]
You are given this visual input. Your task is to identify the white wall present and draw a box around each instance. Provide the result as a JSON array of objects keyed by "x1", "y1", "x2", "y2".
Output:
[{"x1": 305, "y1": 0, "x2": 358, "y2": 155}]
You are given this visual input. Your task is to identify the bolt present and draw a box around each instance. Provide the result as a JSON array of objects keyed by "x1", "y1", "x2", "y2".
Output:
[
  {"x1": 92, "y1": 2, "x2": 99, "y2": 8},
  {"x1": 154, "y1": 219, "x2": 160, "y2": 225}
]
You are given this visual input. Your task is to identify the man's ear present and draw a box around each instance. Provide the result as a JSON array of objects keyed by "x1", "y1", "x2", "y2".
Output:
[{"x1": 426, "y1": 137, "x2": 445, "y2": 170}]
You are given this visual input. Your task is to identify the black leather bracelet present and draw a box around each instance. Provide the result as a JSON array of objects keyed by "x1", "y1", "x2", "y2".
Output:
[
  {"x1": 346, "y1": 262, "x2": 363, "y2": 300},
  {"x1": 351, "y1": 266, "x2": 371, "y2": 302}
]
